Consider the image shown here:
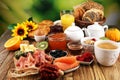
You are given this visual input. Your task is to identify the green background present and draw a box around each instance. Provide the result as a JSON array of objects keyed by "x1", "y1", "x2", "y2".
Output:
[{"x1": 0, "y1": 0, "x2": 120, "y2": 36}]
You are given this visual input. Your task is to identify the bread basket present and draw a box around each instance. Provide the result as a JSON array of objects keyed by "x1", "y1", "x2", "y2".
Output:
[{"x1": 75, "y1": 17, "x2": 106, "y2": 28}]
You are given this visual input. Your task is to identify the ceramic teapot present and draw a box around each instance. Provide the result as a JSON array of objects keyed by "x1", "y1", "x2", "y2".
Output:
[
  {"x1": 83, "y1": 22, "x2": 108, "y2": 38},
  {"x1": 64, "y1": 23, "x2": 84, "y2": 42}
]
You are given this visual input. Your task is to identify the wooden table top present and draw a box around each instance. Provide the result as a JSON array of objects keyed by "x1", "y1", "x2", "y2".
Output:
[{"x1": 0, "y1": 30, "x2": 120, "y2": 80}]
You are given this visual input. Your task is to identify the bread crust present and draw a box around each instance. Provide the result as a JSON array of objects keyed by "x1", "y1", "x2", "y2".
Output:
[
  {"x1": 74, "y1": 1, "x2": 104, "y2": 21},
  {"x1": 81, "y1": 1, "x2": 104, "y2": 11},
  {"x1": 28, "y1": 20, "x2": 53, "y2": 38},
  {"x1": 39, "y1": 20, "x2": 53, "y2": 27},
  {"x1": 82, "y1": 8, "x2": 104, "y2": 22},
  {"x1": 74, "y1": 5, "x2": 85, "y2": 20}
]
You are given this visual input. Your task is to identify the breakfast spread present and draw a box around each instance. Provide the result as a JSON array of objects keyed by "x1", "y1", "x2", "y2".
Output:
[{"x1": 4, "y1": 1, "x2": 120, "y2": 80}]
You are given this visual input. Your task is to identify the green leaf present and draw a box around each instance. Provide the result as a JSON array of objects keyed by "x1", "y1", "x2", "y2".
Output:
[
  {"x1": 8, "y1": 24, "x2": 17, "y2": 30},
  {"x1": 28, "y1": 17, "x2": 33, "y2": 21}
]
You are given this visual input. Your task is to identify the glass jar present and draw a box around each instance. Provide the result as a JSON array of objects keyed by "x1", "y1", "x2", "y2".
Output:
[{"x1": 48, "y1": 33, "x2": 67, "y2": 50}]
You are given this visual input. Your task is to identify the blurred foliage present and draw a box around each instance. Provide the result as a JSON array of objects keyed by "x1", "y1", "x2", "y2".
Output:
[{"x1": 0, "y1": 0, "x2": 120, "y2": 36}]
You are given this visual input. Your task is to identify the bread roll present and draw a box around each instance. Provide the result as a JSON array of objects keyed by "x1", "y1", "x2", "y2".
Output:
[
  {"x1": 81, "y1": 1, "x2": 104, "y2": 11},
  {"x1": 28, "y1": 30, "x2": 36, "y2": 38},
  {"x1": 73, "y1": 5, "x2": 85, "y2": 20},
  {"x1": 28, "y1": 20, "x2": 53, "y2": 38},
  {"x1": 37, "y1": 24, "x2": 50, "y2": 35},
  {"x1": 39, "y1": 20, "x2": 53, "y2": 27},
  {"x1": 73, "y1": 1, "x2": 104, "y2": 20},
  {"x1": 82, "y1": 8, "x2": 104, "y2": 23}
]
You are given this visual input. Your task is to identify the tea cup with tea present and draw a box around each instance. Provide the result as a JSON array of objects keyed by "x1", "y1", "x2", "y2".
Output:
[{"x1": 94, "y1": 40, "x2": 120, "y2": 66}]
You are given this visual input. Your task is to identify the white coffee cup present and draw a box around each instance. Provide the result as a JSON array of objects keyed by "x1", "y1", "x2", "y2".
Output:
[{"x1": 94, "y1": 40, "x2": 120, "y2": 66}]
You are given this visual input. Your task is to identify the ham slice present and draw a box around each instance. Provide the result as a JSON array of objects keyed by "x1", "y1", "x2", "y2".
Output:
[
  {"x1": 15, "y1": 53, "x2": 35, "y2": 69},
  {"x1": 14, "y1": 49, "x2": 52, "y2": 70}
]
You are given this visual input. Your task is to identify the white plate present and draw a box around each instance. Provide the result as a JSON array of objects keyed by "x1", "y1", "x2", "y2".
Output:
[
  {"x1": 64, "y1": 65, "x2": 80, "y2": 73},
  {"x1": 80, "y1": 59, "x2": 94, "y2": 65},
  {"x1": 54, "y1": 20, "x2": 61, "y2": 25}
]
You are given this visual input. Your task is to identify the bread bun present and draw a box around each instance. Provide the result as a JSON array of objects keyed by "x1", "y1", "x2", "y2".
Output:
[
  {"x1": 28, "y1": 30, "x2": 36, "y2": 38},
  {"x1": 73, "y1": 5, "x2": 85, "y2": 20},
  {"x1": 39, "y1": 20, "x2": 54, "y2": 27},
  {"x1": 37, "y1": 24, "x2": 50, "y2": 35},
  {"x1": 28, "y1": 20, "x2": 53, "y2": 38},
  {"x1": 82, "y1": 8, "x2": 104, "y2": 23},
  {"x1": 73, "y1": 1, "x2": 104, "y2": 20},
  {"x1": 81, "y1": 1, "x2": 104, "y2": 11}
]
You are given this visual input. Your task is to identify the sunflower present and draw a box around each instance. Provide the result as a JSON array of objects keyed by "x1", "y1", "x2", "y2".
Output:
[
  {"x1": 12, "y1": 23, "x2": 28, "y2": 40},
  {"x1": 23, "y1": 20, "x2": 38, "y2": 31}
]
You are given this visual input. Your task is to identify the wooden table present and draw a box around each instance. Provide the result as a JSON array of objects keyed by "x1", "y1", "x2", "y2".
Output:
[{"x1": 0, "y1": 30, "x2": 120, "y2": 80}]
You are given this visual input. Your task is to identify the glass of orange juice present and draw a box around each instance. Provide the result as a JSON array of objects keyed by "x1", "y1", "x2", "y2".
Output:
[{"x1": 60, "y1": 10, "x2": 75, "y2": 30}]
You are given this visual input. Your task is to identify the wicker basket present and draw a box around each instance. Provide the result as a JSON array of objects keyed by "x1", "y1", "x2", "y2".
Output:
[{"x1": 75, "y1": 17, "x2": 106, "y2": 28}]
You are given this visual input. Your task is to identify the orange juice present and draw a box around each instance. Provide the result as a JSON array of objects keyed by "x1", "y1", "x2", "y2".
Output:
[{"x1": 61, "y1": 14, "x2": 74, "y2": 30}]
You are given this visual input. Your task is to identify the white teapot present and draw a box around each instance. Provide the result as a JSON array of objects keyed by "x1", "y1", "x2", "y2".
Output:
[
  {"x1": 83, "y1": 22, "x2": 108, "y2": 38},
  {"x1": 64, "y1": 23, "x2": 84, "y2": 42}
]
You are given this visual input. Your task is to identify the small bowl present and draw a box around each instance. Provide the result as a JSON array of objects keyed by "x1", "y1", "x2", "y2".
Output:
[
  {"x1": 49, "y1": 50, "x2": 68, "y2": 59},
  {"x1": 67, "y1": 41, "x2": 83, "y2": 55},
  {"x1": 76, "y1": 52, "x2": 94, "y2": 65},
  {"x1": 34, "y1": 35, "x2": 46, "y2": 42},
  {"x1": 81, "y1": 37, "x2": 98, "y2": 52}
]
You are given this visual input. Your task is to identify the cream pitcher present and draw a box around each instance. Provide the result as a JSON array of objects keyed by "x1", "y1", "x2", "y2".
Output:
[{"x1": 83, "y1": 22, "x2": 108, "y2": 38}]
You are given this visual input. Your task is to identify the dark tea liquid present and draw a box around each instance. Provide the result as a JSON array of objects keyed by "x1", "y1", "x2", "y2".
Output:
[{"x1": 67, "y1": 42, "x2": 83, "y2": 55}]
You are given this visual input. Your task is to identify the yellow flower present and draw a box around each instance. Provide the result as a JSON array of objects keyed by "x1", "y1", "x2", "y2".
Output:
[
  {"x1": 12, "y1": 23, "x2": 28, "y2": 40},
  {"x1": 23, "y1": 20, "x2": 38, "y2": 31}
]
